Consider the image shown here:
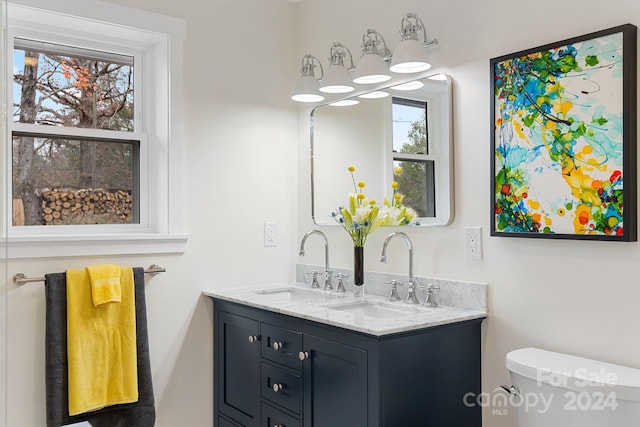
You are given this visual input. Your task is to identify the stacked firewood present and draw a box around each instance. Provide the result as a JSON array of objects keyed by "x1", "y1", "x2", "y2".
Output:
[{"x1": 41, "y1": 189, "x2": 132, "y2": 225}]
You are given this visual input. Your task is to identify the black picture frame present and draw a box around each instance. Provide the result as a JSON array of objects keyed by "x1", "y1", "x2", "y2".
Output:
[{"x1": 490, "y1": 24, "x2": 637, "y2": 241}]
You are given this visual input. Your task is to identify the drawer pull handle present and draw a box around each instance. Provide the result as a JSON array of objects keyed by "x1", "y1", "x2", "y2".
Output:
[
  {"x1": 272, "y1": 341, "x2": 283, "y2": 351},
  {"x1": 274, "y1": 425, "x2": 284, "y2": 427},
  {"x1": 248, "y1": 335, "x2": 259, "y2": 344},
  {"x1": 272, "y1": 383, "x2": 284, "y2": 392},
  {"x1": 298, "y1": 351, "x2": 309, "y2": 361}
]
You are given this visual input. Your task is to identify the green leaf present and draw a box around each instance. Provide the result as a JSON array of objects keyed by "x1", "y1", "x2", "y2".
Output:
[
  {"x1": 592, "y1": 117, "x2": 608, "y2": 126},
  {"x1": 341, "y1": 208, "x2": 353, "y2": 231},
  {"x1": 585, "y1": 55, "x2": 599, "y2": 67}
]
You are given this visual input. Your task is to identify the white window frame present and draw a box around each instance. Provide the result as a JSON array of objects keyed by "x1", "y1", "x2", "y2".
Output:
[
  {"x1": 3, "y1": 0, "x2": 188, "y2": 258},
  {"x1": 389, "y1": 97, "x2": 437, "y2": 218}
]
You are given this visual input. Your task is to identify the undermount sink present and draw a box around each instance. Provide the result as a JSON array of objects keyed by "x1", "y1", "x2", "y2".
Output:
[
  {"x1": 253, "y1": 285, "x2": 340, "y2": 301},
  {"x1": 250, "y1": 285, "x2": 442, "y2": 321},
  {"x1": 320, "y1": 299, "x2": 426, "y2": 319}
]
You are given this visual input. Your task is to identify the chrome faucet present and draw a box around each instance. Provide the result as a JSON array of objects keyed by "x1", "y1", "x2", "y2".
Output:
[
  {"x1": 334, "y1": 272, "x2": 348, "y2": 293},
  {"x1": 421, "y1": 283, "x2": 440, "y2": 307},
  {"x1": 385, "y1": 279, "x2": 402, "y2": 301},
  {"x1": 380, "y1": 231, "x2": 419, "y2": 304},
  {"x1": 299, "y1": 229, "x2": 333, "y2": 290}
]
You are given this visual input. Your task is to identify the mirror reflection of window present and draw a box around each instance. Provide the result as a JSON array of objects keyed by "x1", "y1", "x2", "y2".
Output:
[
  {"x1": 392, "y1": 98, "x2": 427, "y2": 154},
  {"x1": 310, "y1": 74, "x2": 453, "y2": 227},
  {"x1": 391, "y1": 97, "x2": 435, "y2": 218}
]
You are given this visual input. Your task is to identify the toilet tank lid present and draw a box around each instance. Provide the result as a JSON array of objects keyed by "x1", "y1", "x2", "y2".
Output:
[{"x1": 507, "y1": 347, "x2": 640, "y2": 400}]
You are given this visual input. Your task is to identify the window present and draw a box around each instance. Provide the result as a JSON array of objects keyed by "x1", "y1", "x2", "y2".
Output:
[
  {"x1": 12, "y1": 40, "x2": 139, "y2": 227},
  {"x1": 5, "y1": 0, "x2": 187, "y2": 258},
  {"x1": 391, "y1": 97, "x2": 436, "y2": 218}
]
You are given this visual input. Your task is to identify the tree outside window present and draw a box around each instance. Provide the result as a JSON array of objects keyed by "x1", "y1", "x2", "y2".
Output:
[
  {"x1": 392, "y1": 97, "x2": 436, "y2": 218},
  {"x1": 12, "y1": 40, "x2": 137, "y2": 226}
]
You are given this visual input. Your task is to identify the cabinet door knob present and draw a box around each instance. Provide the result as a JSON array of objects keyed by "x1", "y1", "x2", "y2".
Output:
[
  {"x1": 272, "y1": 341, "x2": 283, "y2": 351},
  {"x1": 272, "y1": 383, "x2": 283, "y2": 392},
  {"x1": 298, "y1": 351, "x2": 309, "y2": 361},
  {"x1": 248, "y1": 335, "x2": 259, "y2": 344}
]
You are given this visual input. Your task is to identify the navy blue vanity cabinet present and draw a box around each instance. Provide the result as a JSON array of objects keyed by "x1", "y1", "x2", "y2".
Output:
[
  {"x1": 301, "y1": 334, "x2": 367, "y2": 427},
  {"x1": 215, "y1": 310, "x2": 261, "y2": 426},
  {"x1": 213, "y1": 298, "x2": 483, "y2": 427},
  {"x1": 217, "y1": 414, "x2": 243, "y2": 427}
]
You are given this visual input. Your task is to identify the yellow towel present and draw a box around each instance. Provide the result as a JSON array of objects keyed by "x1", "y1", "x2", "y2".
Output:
[
  {"x1": 66, "y1": 266, "x2": 138, "y2": 416},
  {"x1": 86, "y1": 264, "x2": 122, "y2": 307}
]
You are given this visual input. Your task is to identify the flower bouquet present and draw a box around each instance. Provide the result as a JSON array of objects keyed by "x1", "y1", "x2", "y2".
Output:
[{"x1": 331, "y1": 166, "x2": 384, "y2": 294}]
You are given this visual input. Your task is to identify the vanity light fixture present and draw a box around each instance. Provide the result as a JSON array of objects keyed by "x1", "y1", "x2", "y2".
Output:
[
  {"x1": 291, "y1": 54, "x2": 325, "y2": 103},
  {"x1": 389, "y1": 13, "x2": 438, "y2": 74},
  {"x1": 319, "y1": 43, "x2": 355, "y2": 94},
  {"x1": 292, "y1": 14, "x2": 439, "y2": 102},
  {"x1": 352, "y1": 29, "x2": 392, "y2": 84}
]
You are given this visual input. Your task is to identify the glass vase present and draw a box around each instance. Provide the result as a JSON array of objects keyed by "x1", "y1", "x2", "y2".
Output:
[{"x1": 353, "y1": 246, "x2": 364, "y2": 297}]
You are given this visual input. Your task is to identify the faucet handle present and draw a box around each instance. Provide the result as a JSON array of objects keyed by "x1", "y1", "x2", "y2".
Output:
[
  {"x1": 307, "y1": 270, "x2": 321, "y2": 289},
  {"x1": 405, "y1": 279, "x2": 421, "y2": 304},
  {"x1": 323, "y1": 270, "x2": 334, "y2": 291},
  {"x1": 420, "y1": 284, "x2": 440, "y2": 307},
  {"x1": 385, "y1": 280, "x2": 403, "y2": 301},
  {"x1": 334, "y1": 273, "x2": 348, "y2": 293}
]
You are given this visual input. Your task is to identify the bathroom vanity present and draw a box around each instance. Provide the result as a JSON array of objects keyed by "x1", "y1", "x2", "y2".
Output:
[{"x1": 204, "y1": 283, "x2": 486, "y2": 427}]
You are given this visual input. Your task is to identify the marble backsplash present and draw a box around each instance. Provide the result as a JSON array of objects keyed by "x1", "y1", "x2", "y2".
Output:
[{"x1": 296, "y1": 263, "x2": 487, "y2": 312}]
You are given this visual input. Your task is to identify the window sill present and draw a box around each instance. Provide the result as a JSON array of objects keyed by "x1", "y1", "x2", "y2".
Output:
[{"x1": 3, "y1": 233, "x2": 189, "y2": 259}]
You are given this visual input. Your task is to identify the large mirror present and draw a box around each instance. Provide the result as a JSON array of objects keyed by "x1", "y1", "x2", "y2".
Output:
[{"x1": 311, "y1": 73, "x2": 453, "y2": 226}]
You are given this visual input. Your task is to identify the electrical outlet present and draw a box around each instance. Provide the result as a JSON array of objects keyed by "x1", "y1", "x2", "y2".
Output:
[
  {"x1": 464, "y1": 226, "x2": 483, "y2": 260},
  {"x1": 264, "y1": 222, "x2": 277, "y2": 247}
]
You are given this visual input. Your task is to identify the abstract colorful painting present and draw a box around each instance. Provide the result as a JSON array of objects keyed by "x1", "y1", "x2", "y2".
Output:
[{"x1": 490, "y1": 24, "x2": 637, "y2": 241}]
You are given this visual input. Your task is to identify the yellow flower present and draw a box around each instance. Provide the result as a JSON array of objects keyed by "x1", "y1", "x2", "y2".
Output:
[
  {"x1": 333, "y1": 164, "x2": 392, "y2": 246},
  {"x1": 394, "y1": 167, "x2": 403, "y2": 175},
  {"x1": 394, "y1": 193, "x2": 402, "y2": 200},
  {"x1": 391, "y1": 181, "x2": 399, "y2": 189}
]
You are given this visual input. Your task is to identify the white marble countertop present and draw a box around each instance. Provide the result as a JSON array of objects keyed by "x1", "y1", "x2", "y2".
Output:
[{"x1": 203, "y1": 282, "x2": 487, "y2": 337}]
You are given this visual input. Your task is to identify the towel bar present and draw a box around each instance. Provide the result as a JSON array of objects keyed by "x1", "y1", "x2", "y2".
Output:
[{"x1": 13, "y1": 264, "x2": 166, "y2": 285}]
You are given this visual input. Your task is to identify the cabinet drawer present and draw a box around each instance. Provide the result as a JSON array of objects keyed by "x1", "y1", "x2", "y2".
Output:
[
  {"x1": 261, "y1": 362, "x2": 301, "y2": 415},
  {"x1": 261, "y1": 402, "x2": 300, "y2": 427},
  {"x1": 261, "y1": 323, "x2": 301, "y2": 370}
]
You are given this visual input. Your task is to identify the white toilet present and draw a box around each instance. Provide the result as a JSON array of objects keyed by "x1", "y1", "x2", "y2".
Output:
[{"x1": 505, "y1": 347, "x2": 640, "y2": 426}]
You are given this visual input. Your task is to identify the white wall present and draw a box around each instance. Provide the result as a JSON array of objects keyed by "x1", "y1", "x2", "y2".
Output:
[
  {"x1": 295, "y1": 0, "x2": 640, "y2": 426},
  {"x1": 1, "y1": 1, "x2": 7, "y2": 424},
  {"x1": 4, "y1": 0, "x2": 640, "y2": 426},
  {"x1": 4, "y1": 0, "x2": 300, "y2": 425}
]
